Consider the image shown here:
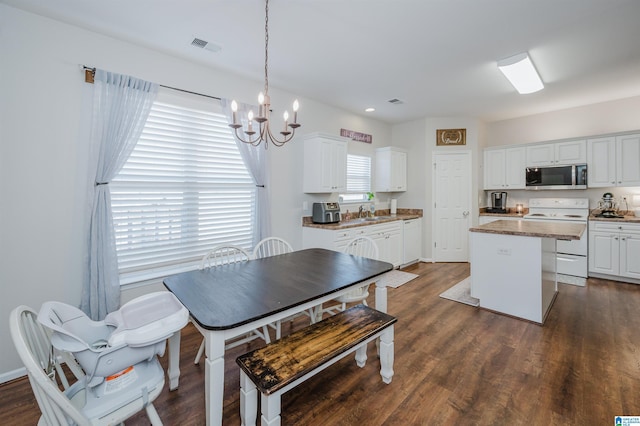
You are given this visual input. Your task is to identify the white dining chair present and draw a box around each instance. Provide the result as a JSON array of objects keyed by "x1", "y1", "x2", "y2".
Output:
[
  {"x1": 319, "y1": 236, "x2": 380, "y2": 318},
  {"x1": 10, "y1": 305, "x2": 164, "y2": 425},
  {"x1": 194, "y1": 245, "x2": 272, "y2": 364},
  {"x1": 252, "y1": 237, "x2": 293, "y2": 259},
  {"x1": 252, "y1": 237, "x2": 316, "y2": 338}
]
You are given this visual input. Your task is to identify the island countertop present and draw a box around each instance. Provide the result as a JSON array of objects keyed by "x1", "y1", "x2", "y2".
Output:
[{"x1": 469, "y1": 219, "x2": 585, "y2": 240}]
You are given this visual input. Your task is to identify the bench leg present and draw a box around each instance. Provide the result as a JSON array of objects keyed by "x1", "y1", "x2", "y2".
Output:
[
  {"x1": 239, "y1": 371, "x2": 258, "y2": 426},
  {"x1": 355, "y1": 343, "x2": 368, "y2": 368},
  {"x1": 261, "y1": 393, "x2": 282, "y2": 426},
  {"x1": 379, "y1": 325, "x2": 395, "y2": 384}
]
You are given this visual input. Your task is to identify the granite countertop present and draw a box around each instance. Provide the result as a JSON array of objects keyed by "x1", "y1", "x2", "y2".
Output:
[
  {"x1": 469, "y1": 219, "x2": 586, "y2": 240},
  {"x1": 589, "y1": 214, "x2": 640, "y2": 223},
  {"x1": 478, "y1": 207, "x2": 528, "y2": 218},
  {"x1": 302, "y1": 208, "x2": 422, "y2": 230}
]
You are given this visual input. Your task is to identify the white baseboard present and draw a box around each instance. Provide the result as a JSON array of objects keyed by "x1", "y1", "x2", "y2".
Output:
[{"x1": 1, "y1": 367, "x2": 26, "y2": 384}]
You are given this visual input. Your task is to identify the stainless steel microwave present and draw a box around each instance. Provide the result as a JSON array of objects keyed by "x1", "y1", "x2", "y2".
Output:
[{"x1": 525, "y1": 164, "x2": 587, "y2": 190}]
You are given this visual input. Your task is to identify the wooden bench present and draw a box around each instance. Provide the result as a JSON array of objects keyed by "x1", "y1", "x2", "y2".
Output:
[{"x1": 236, "y1": 304, "x2": 397, "y2": 426}]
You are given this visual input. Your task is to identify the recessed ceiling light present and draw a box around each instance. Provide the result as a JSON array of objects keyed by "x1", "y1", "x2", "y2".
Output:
[{"x1": 365, "y1": 107, "x2": 375, "y2": 112}]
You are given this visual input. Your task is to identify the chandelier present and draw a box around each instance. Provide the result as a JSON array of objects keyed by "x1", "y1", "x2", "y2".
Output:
[{"x1": 228, "y1": 0, "x2": 300, "y2": 148}]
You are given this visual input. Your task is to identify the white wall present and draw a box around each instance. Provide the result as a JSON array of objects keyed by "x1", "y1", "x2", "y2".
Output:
[
  {"x1": 486, "y1": 96, "x2": 640, "y2": 147},
  {"x1": 484, "y1": 96, "x2": 640, "y2": 210},
  {"x1": 0, "y1": 5, "x2": 391, "y2": 379}
]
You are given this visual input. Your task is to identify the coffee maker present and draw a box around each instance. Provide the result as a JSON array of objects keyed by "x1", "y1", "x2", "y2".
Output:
[{"x1": 487, "y1": 192, "x2": 508, "y2": 213}]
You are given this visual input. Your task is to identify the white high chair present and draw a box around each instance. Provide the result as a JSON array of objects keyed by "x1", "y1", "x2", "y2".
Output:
[{"x1": 28, "y1": 292, "x2": 188, "y2": 425}]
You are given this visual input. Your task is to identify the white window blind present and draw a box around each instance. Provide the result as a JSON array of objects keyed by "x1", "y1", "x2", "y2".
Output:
[
  {"x1": 110, "y1": 90, "x2": 255, "y2": 283},
  {"x1": 341, "y1": 154, "x2": 371, "y2": 202}
]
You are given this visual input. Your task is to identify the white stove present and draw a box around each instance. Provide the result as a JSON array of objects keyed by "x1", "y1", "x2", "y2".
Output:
[
  {"x1": 523, "y1": 198, "x2": 589, "y2": 286},
  {"x1": 523, "y1": 198, "x2": 589, "y2": 222}
]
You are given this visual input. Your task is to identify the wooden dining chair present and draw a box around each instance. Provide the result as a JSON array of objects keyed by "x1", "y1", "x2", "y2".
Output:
[
  {"x1": 194, "y1": 245, "x2": 272, "y2": 364},
  {"x1": 252, "y1": 237, "x2": 316, "y2": 338},
  {"x1": 318, "y1": 236, "x2": 380, "y2": 319}
]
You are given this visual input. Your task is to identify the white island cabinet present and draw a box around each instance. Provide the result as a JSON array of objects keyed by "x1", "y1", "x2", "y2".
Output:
[{"x1": 469, "y1": 220, "x2": 585, "y2": 324}]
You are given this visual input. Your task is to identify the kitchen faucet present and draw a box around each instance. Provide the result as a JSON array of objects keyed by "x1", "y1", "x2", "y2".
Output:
[{"x1": 358, "y1": 205, "x2": 364, "y2": 218}]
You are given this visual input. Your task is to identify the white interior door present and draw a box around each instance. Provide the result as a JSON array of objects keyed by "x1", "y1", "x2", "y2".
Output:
[{"x1": 432, "y1": 151, "x2": 471, "y2": 262}]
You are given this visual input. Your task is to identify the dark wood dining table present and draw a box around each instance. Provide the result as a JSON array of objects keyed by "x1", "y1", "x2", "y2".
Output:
[{"x1": 163, "y1": 248, "x2": 393, "y2": 425}]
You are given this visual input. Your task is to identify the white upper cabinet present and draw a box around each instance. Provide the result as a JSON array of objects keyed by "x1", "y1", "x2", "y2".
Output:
[
  {"x1": 484, "y1": 146, "x2": 525, "y2": 190},
  {"x1": 526, "y1": 140, "x2": 586, "y2": 166},
  {"x1": 587, "y1": 133, "x2": 640, "y2": 187},
  {"x1": 303, "y1": 133, "x2": 348, "y2": 193},
  {"x1": 375, "y1": 147, "x2": 407, "y2": 192}
]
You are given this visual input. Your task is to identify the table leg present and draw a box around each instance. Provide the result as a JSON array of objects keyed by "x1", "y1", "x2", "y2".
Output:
[
  {"x1": 205, "y1": 331, "x2": 226, "y2": 426},
  {"x1": 375, "y1": 278, "x2": 388, "y2": 313},
  {"x1": 379, "y1": 325, "x2": 395, "y2": 384},
  {"x1": 167, "y1": 331, "x2": 181, "y2": 390}
]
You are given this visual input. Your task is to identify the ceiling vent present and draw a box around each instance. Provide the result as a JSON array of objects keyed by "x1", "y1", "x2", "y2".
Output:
[
  {"x1": 387, "y1": 98, "x2": 404, "y2": 105},
  {"x1": 191, "y1": 38, "x2": 222, "y2": 53}
]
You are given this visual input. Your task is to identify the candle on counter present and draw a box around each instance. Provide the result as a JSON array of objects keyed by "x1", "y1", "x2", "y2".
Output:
[{"x1": 516, "y1": 204, "x2": 523, "y2": 214}]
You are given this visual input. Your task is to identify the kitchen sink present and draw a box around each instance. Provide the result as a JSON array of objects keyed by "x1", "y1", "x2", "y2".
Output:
[{"x1": 350, "y1": 216, "x2": 393, "y2": 222}]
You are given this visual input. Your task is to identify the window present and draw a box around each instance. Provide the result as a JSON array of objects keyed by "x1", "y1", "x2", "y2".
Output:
[
  {"x1": 110, "y1": 90, "x2": 255, "y2": 284},
  {"x1": 340, "y1": 154, "x2": 371, "y2": 203}
]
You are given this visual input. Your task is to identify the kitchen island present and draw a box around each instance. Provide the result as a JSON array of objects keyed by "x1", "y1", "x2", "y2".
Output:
[{"x1": 469, "y1": 220, "x2": 585, "y2": 324}]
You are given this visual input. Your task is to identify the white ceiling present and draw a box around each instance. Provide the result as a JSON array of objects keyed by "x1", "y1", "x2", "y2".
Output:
[{"x1": 5, "y1": 0, "x2": 640, "y2": 124}]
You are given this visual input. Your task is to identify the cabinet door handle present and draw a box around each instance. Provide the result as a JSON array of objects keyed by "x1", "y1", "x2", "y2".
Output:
[{"x1": 463, "y1": 211, "x2": 469, "y2": 217}]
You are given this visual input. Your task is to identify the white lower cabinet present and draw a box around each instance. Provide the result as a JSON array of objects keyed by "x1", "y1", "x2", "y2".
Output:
[
  {"x1": 589, "y1": 221, "x2": 640, "y2": 281},
  {"x1": 302, "y1": 221, "x2": 403, "y2": 267}
]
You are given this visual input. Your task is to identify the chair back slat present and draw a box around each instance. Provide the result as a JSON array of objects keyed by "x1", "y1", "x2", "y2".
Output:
[
  {"x1": 10, "y1": 306, "x2": 89, "y2": 425},
  {"x1": 200, "y1": 245, "x2": 251, "y2": 269},
  {"x1": 344, "y1": 236, "x2": 379, "y2": 260},
  {"x1": 252, "y1": 237, "x2": 293, "y2": 259}
]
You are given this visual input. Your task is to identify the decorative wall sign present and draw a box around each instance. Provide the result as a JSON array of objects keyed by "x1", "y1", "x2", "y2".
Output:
[
  {"x1": 436, "y1": 128, "x2": 466, "y2": 146},
  {"x1": 340, "y1": 128, "x2": 372, "y2": 143}
]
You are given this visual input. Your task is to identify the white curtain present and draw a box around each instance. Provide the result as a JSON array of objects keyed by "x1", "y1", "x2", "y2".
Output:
[
  {"x1": 221, "y1": 98, "x2": 271, "y2": 244},
  {"x1": 81, "y1": 69, "x2": 158, "y2": 320}
]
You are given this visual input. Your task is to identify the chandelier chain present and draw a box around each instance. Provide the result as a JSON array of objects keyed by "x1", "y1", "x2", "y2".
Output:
[{"x1": 264, "y1": 0, "x2": 269, "y2": 95}]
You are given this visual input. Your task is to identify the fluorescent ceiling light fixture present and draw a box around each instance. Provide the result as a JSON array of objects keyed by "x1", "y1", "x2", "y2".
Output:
[
  {"x1": 497, "y1": 52, "x2": 544, "y2": 94},
  {"x1": 365, "y1": 107, "x2": 375, "y2": 112}
]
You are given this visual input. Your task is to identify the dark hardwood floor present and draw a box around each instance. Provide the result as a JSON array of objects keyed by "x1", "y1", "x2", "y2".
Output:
[{"x1": 3, "y1": 262, "x2": 640, "y2": 425}]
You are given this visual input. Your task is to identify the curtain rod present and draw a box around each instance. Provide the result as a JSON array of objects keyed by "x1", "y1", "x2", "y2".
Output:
[{"x1": 82, "y1": 66, "x2": 222, "y2": 101}]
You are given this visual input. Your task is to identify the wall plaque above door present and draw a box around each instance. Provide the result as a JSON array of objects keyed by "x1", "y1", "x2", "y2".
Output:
[{"x1": 436, "y1": 129, "x2": 466, "y2": 146}]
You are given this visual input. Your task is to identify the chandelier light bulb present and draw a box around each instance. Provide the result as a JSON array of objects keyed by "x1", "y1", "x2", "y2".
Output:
[
  {"x1": 231, "y1": 100, "x2": 238, "y2": 112},
  {"x1": 293, "y1": 99, "x2": 299, "y2": 112},
  {"x1": 248, "y1": 110, "x2": 254, "y2": 121}
]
